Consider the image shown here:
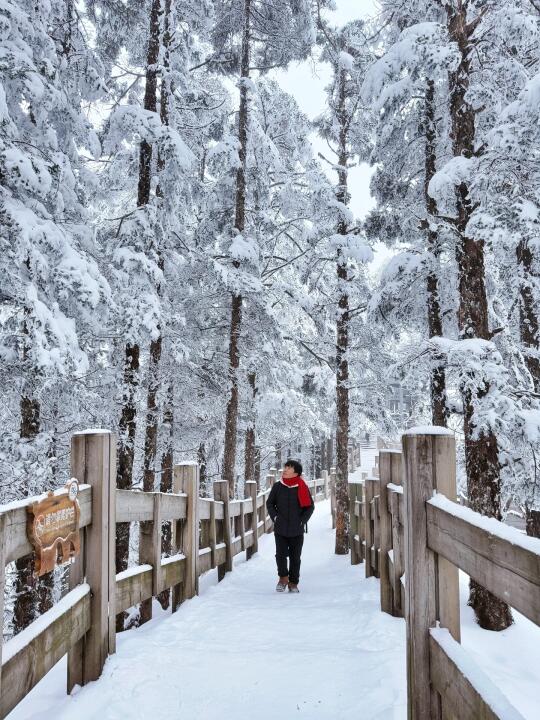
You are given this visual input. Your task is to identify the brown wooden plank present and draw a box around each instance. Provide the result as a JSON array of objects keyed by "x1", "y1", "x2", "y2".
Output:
[
  {"x1": 161, "y1": 555, "x2": 185, "y2": 592},
  {"x1": 429, "y1": 629, "x2": 525, "y2": 720},
  {"x1": 209, "y1": 500, "x2": 217, "y2": 569},
  {"x1": 198, "y1": 547, "x2": 212, "y2": 575},
  {"x1": 246, "y1": 482, "x2": 258, "y2": 560},
  {"x1": 72, "y1": 431, "x2": 116, "y2": 684},
  {"x1": 214, "y1": 544, "x2": 226, "y2": 566},
  {"x1": 3, "y1": 485, "x2": 92, "y2": 565},
  {"x1": 175, "y1": 465, "x2": 199, "y2": 601},
  {"x1": 373, "y1": 493, "x2": 381, "y2": 579},
  {"x1": 364, "y1": 480, "x2": 376, "y2": 578},
  {"x1": 1, "y1": 585, "x2": 91, "y2": 718},
  {"x1": 213, "y1": 481, "x2": 232, "y2": 581},
  {"x1": 160, "y1": 493, "x2": 187, "y2": 521},
  {"x1": 231, "y1": 537, "x2": 242, "y2": 556},
  {"x1": 67, "y1": 440, "x2": 87, "y2": 692},
  {"x1": 115, "y1": 555, "x2": 186, "y2": 613},
  {"x1": 116, "y1": 489, "x2": 153, "y2": 522},
  {"x1": 0, "y1": 516, "x2": 5, "y2": 700},
  {"x1": 389, "y1": 490, "x2": 404, "y2": 617},
  {"x1": 379, "y1": 452, "x2": 394, "y2": 613},
  {"x1": 116, "y1": 566, "x2": 153, "y2": 613},
  {"x1": 402, "y1": 430, "x2": 457, "y2": 720},
  {"x1": 427, "y1": 501, "x2": 540, "y2": 626},
  {"x1": 198, "y1": 498, "x2": 211, "y2": 521}
]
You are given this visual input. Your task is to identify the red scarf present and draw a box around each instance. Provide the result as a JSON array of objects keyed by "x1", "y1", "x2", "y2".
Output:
[{"x1": 281, "y1": 475, "x2": 312, "y2": 508}]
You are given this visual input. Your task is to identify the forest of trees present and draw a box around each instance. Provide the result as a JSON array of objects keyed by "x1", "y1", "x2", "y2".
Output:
[{"x1": 1, "y1": 0, "x2": 539, "y2": 636}]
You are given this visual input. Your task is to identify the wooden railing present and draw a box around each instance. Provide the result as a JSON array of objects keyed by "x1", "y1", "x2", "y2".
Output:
[
  {"x1": 0, "y1": 431, "x2": 331, "y2": 719},
  {"x1": 348, "y1": 428, "x2": 540, "y2": 720}
]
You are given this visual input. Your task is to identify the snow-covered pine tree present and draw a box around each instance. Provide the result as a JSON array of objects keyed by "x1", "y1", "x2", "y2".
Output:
[
  {"x1": 362, "y1": 2, "x2": 459, "y2": 429},
  {"x1": 0, "y1": 0, "x2": 109, "y2": 632},
  {"x1": 315, "y1": 10, "x2": 374, "y2": 554},
  {"x1": 209, "y1": 0, "x2": 326, "y2": 497}
]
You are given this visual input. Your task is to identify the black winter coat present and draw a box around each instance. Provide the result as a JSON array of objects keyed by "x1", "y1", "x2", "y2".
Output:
[{"x1": 266, "y1": 481, "x2": 315, "y2": 537}]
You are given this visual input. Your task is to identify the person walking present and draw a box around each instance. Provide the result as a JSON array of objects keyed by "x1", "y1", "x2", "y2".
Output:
[{"x1": 266, "y1": 459, "x2": 315, "y2": 593}]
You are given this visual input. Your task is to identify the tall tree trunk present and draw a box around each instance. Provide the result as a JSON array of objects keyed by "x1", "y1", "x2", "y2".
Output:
[
  {"x1": 13, "y1": 392, "x2": 40, "y2": 633},
  {"x1": 275, "y1": 443, "x2": 282, "y2": 470},
  {"x1": 423, "y1": 79, "x2": 448, "y2": 427},
  {"x1": 447, "y1": 5, "x2": 512, "y2": 629},
  {"x1": 157, "y1": 382, "x2": 173, "y2": 609},
  {"x1": 137, "y1": 0, "x2": 163, "y2": 625},
  {"x1": 222, "y1": 0, "x2": 251, "y2": 498},
  {"x1": 198, "y1": 442, "x2": 208, "y2": 497},
  {"x1": 326, "y1": 436, "x2": 333, "y2": 473},
  {"x1": 335, "y1": 67, "x2": 350, "y2": 555},
  {"x1": 244, "y1": 372, "x2": 257, "y2": 486},
  {"x1": 254, "y1": 445, "x2": 261, "y2": 490},
  {"x1": 517, "y1": 240, "x2": 540, "y2": 393},
  {"x1": 517, "y1": 240, "x2": 540, "y2": 538},
  {"x1": 116, "y1": 343, "x2": 139, "y2": 631}
]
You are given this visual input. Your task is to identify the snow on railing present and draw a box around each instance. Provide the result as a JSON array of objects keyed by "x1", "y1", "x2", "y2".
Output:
[
  {"x1": 347, "y1": 429, "x2": 537, "y2": 720},
  {"x1": 0, "y1": 432, "x2": 337, "y2": 719}
]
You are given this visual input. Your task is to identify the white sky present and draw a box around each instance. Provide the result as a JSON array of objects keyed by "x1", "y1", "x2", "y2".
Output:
[{"x1": 273, "y1": 0, "x2": 380, "y2": 221}]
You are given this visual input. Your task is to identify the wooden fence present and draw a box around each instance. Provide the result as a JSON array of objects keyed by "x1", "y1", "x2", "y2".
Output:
[
  {"x1": 0, "y1": 431, "x2": 331, "y2": 719},
  {"x1": 349, "y1": 428, "x2": 540, "y2": 720}
]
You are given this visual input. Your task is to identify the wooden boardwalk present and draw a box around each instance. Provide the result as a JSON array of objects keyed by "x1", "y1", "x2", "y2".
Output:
[{"x1": 10, "y1": 500, "x2": 407, "y2": 720}]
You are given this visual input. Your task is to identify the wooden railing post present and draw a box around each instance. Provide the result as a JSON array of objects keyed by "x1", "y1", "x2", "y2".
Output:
[
  {"x1": 373, "y1": 482, "x2": 381, "y2": 578},
  {"x1": 265, "y1": 473, "x2": 275, "y2": 533},
  {"x1": 357, "y1": 483, "x2": 365, "y2": 562},
  {"x1": 364, "y1": 478, "x2": 376, "y2": 578},
  {"x1": 349, "y1": 483, "x2": 361, "y2": 565},
  {"x1": 209, "y1": 499, "x2": 217, "y2": 569},
  {"x1": 139, "y1": 492, "x2": 162, "y2": 622},
  {"x1": 246, "y1": 481, "x2": 258, "y2": 560},
  {"x1": 330, "y1": 467, "x2": 336, "y2": 529},
  {"x1": 214, "y1": 479, "x2": 232, "y2": 580},
  {"x1": 68, "y1": 430, "x2": 116, "y2": 688},
  {"x1": 379, "y1": 451, "x2": 399, "y2": 614},
  {"x1": 174, "y1": 463, "x2": 199, "y2": 603},
  {"x1": 402, "y1": 428, "x2": 459, "y2": 720},
  {"x1": 0, "y1": 515, "x2": 5, "y2": 702},
  {"x1": 321, "y1": 469, "x2": 329, "y2": 499}
]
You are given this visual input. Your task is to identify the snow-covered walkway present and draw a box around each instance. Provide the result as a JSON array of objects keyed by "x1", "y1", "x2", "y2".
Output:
[{"x1": 11, "y1": 500, "x2": 407, "y2": 720}]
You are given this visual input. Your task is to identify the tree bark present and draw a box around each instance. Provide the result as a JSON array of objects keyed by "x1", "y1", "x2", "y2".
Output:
[
  {"x1": 517, "y1": 239, "x2": 540, "y2": 392},
  {"x1": 222, "y1": 0, "x2": 251, "y2": 498},
  {"x1": 244, "y1": 372, "x2": 257, "y2": 487},
  {"x1": 13, "y1": 392, "x2": 40, "y2": 633},
  {"x1": 198, "y1": 442, "x2": 208, "y2": 497},
  {"x1": 423, "y1": 79, "x2": 448, "y2": 428},
  {"x1": 447, "y1": 4, "x2": 512, "y2": 630},
  {"x1": 157, "y1": 382, "x2": 173, "y2": 609},
  {"x1": 254, "y1": 445, "x2": 261, "y2": 490},
  {"x1": 137, "y1": 0, "x2": 163, "y2": 626},
  {"x1": 335, "y1": 66, "x2": 350, "y2": 555},
  {"x1": 116, "y1": 342, "x2": 139, "y2": 632}
]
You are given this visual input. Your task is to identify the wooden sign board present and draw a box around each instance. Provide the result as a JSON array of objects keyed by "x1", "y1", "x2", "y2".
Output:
[{"x1": 27, "y1": 480, "x2": 81, "y2": 576}]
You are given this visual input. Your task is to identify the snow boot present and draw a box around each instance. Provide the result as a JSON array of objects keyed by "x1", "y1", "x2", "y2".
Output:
[
  {"x1": 276, "y1": 576, "x2": 288, "y2": 592},
  {"x1": 288, "y1": 583, "x2": 299, "y2": 593}
]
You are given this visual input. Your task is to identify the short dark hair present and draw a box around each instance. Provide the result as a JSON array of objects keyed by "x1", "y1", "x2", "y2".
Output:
[{"x1": 284, "y1": 459, "x2": 302, "y2": 476}]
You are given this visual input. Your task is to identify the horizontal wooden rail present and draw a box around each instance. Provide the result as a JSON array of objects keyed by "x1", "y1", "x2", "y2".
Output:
[
  {"x1": 429, "y1": 628, "x2": 525, "y2": 720},
  {"x1": 1, "y1": 584, "x2": 91, "y2": 718},
  {"x1": 348, "y1": 431, "x2": 540, "y2": 720},
  {"x1": 3, "y1": 485, "x2": 92, "y2": 564},
  {"x1": 0, "y1": 436, "x2": 326, "y2": 720},
  {"x1": 116, "y1": 488, "x2": 187, "y2": 523},
  {"x1": 427, "y1": 496, "x2": 540, "y2": 626}
]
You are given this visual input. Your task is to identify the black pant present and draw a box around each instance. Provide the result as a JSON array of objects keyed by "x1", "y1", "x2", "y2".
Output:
[{"x1": 275, "y1": 533, "x2": 304, "y2": 584}]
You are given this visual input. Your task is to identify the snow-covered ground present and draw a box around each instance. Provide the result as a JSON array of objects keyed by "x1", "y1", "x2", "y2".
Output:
[
  {"x1": 9, "y1": 500, "x2": 407, "y2": 720},
  {"x1": 7, "y1": 493, "x2": 539, "y2": 720}
]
